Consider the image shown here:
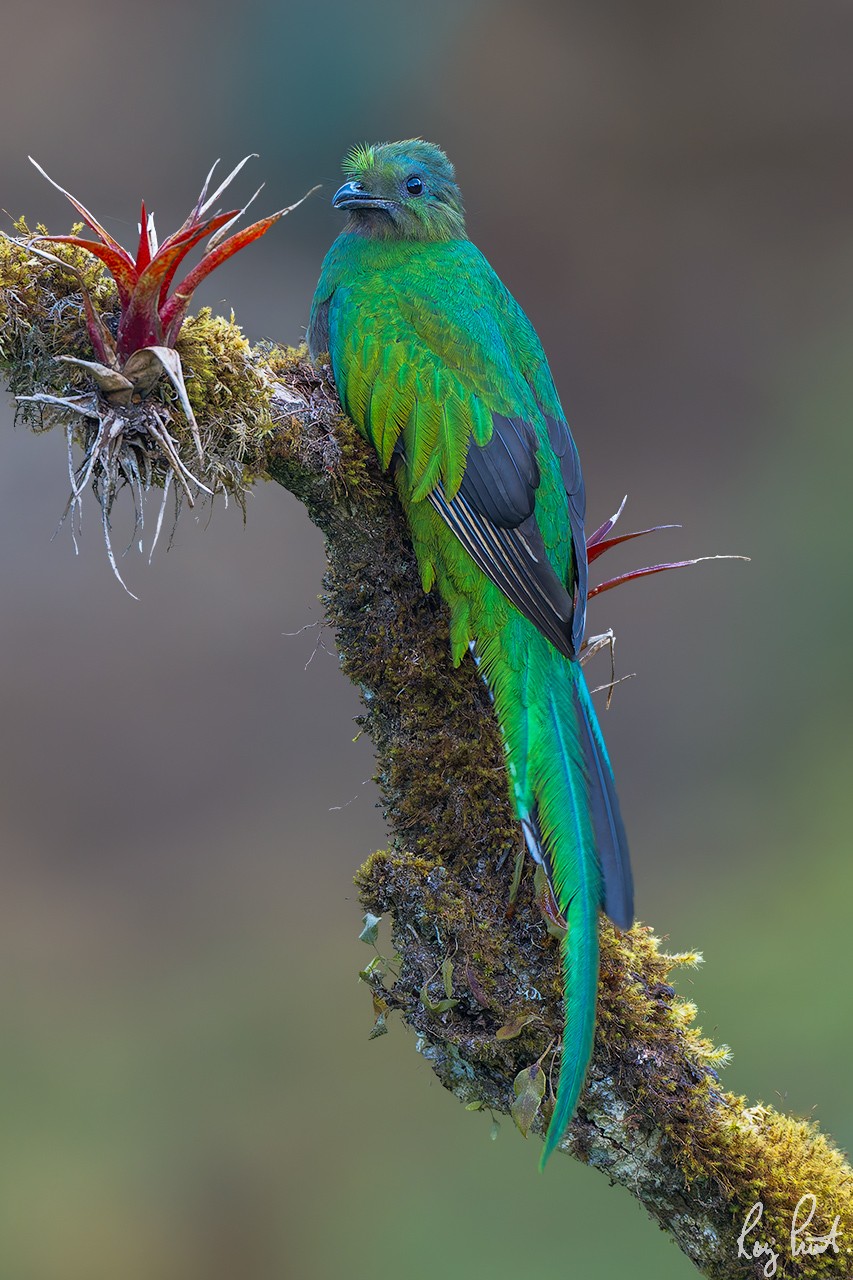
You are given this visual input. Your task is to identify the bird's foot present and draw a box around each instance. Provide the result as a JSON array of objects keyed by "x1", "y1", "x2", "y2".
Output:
[{"x1": 580, "y1": 628, "x2": 634, "y2": 710}]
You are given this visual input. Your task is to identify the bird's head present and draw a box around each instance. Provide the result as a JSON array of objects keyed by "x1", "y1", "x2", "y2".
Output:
[{"x1": 332, "y1": 139, "x2": 466, "y2": 242}]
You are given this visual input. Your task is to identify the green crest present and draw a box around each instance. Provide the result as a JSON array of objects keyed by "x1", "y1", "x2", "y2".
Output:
[{"x1": 342, "y1": 143, "x2": 376, "y2": 178}]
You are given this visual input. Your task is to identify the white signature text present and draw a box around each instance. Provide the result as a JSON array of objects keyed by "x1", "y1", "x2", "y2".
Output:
[{"x1": 736, "y1": 1194, "x2": 842, "y2": 1277}]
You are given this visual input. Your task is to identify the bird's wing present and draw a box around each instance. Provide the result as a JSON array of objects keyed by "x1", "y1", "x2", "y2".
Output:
[
  {"x1": 424, "y1": 418, "x2": 577, "y2": 659},
  {"x1": 542, "y1": 414, "x2": 587, "y2": 654},
  {"x1": 328, "y1": 254, "x2": 586, "y2": 657}
]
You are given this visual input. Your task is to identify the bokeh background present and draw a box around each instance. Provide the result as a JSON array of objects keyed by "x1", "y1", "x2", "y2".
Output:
[{"x1": 1, "y1": 2, "x2": 852, "y2": 1277}]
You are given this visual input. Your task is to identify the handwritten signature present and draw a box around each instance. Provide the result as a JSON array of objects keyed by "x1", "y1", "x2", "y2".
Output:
[{"x1": 736, "y1": 1194, "x2": 843, "y2": 1277}]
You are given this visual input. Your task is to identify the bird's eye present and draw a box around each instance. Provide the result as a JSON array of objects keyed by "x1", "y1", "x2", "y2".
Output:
[{"x1": 405, "y1": 175, "x2": 424, "y2": 196}]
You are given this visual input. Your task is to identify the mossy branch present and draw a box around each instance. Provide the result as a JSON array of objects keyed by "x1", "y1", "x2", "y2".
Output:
[{"x1": 1, "y1": 234, "x2": 851, "y2": 1280}]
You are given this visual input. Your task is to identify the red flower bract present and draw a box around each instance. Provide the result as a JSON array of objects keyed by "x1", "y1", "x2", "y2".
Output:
[{"x1": 30, "y1": 155, "x2": 314, "y2": 365}]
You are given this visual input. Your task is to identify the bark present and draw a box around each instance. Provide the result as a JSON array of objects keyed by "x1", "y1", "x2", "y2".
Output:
[{"x1": 1, "y1": 236, "x2": 850, "y2": 1279}]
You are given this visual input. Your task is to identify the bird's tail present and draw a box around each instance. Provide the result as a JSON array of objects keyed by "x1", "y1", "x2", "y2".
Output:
[{"x1": 478, "y1": 623, "x2": 632, "y2": 1168}]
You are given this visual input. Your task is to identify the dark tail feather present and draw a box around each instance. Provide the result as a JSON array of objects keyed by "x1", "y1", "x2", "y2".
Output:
[{"x1": 573, "y1": 677, "x2": 633, "y2": 931}]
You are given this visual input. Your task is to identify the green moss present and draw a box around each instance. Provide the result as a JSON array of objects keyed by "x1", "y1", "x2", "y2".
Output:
[
  {"x1": 178, "y1": 309, "x2": 269, "y2": 425},
  {"x1": 0, "y1": 220, "x2": 119, "y2": 408},
  {"x1": 355, "y1": 829, "x2": 851, "y2": 1276},
  {"x1": 264, "y1": 350, "x2": 387, "y2": 512}
]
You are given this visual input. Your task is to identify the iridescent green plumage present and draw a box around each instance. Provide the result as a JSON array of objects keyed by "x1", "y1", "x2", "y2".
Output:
[{"x1": 309, "y1": 140, "x2": 632, "y2": 1166}]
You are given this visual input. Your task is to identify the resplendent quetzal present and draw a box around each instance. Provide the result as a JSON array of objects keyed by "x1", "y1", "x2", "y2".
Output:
[{"x1": 309, "y1": 140, "x2": 633, "y2": 1166}]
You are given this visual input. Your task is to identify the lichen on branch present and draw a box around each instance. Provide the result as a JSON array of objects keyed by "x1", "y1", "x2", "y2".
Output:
[{"x1": 1, "y1": 230, "x2": 850, "y2": 1280}]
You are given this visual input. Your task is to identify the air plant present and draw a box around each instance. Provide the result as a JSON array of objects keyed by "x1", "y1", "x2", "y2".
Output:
[{"x1": 14, "y1": 157, "x2": 315, "y2": 590}]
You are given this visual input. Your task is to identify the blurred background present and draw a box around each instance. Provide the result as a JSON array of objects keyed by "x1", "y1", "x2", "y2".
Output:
[{"x1": 1, "y1": 1, "x2": 852, "y2": 1276}]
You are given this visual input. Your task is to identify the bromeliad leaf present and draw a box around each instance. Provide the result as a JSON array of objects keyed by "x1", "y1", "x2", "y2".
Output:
[
  {"x1": 359, "y1": 912, "x2": 382, "y2": 945},
  {"x1": 369, "y1": 991, "x2": 389, "y2": 1039},
  {"x1": 420, "y1": 975, "x2": 460, "y2": 1017},
  {"x1": 495, "y1": 1011, "x2": 541, "y2": 1041},
  {"x1": 440, "y1": 956, "x2": 455, "y2": 1000},
  {"x1": 510, "y1": 1063, "x2": 546, "y2": 1138}
]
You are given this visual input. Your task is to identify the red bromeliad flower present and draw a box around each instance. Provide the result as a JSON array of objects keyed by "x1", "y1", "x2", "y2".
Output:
[
  {"x1": 14, "y1": 158, "x2": 315, "y2": 592},
  {"x1": 25, "y1": 156, "x2": 315, "y2": 451},
  {"x1": 30, "y1": 155, "x2": 310, "y2": 360}
]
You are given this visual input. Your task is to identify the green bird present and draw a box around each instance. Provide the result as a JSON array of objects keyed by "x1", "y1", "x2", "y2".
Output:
[{"x1": 309, "y1": 139, "x2": 632, "y2": 1166}]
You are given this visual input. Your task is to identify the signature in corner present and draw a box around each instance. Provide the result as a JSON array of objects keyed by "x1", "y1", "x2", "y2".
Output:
[{"x1": 736, "y1": 1194, "x2": 842, "y2": 1277}]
